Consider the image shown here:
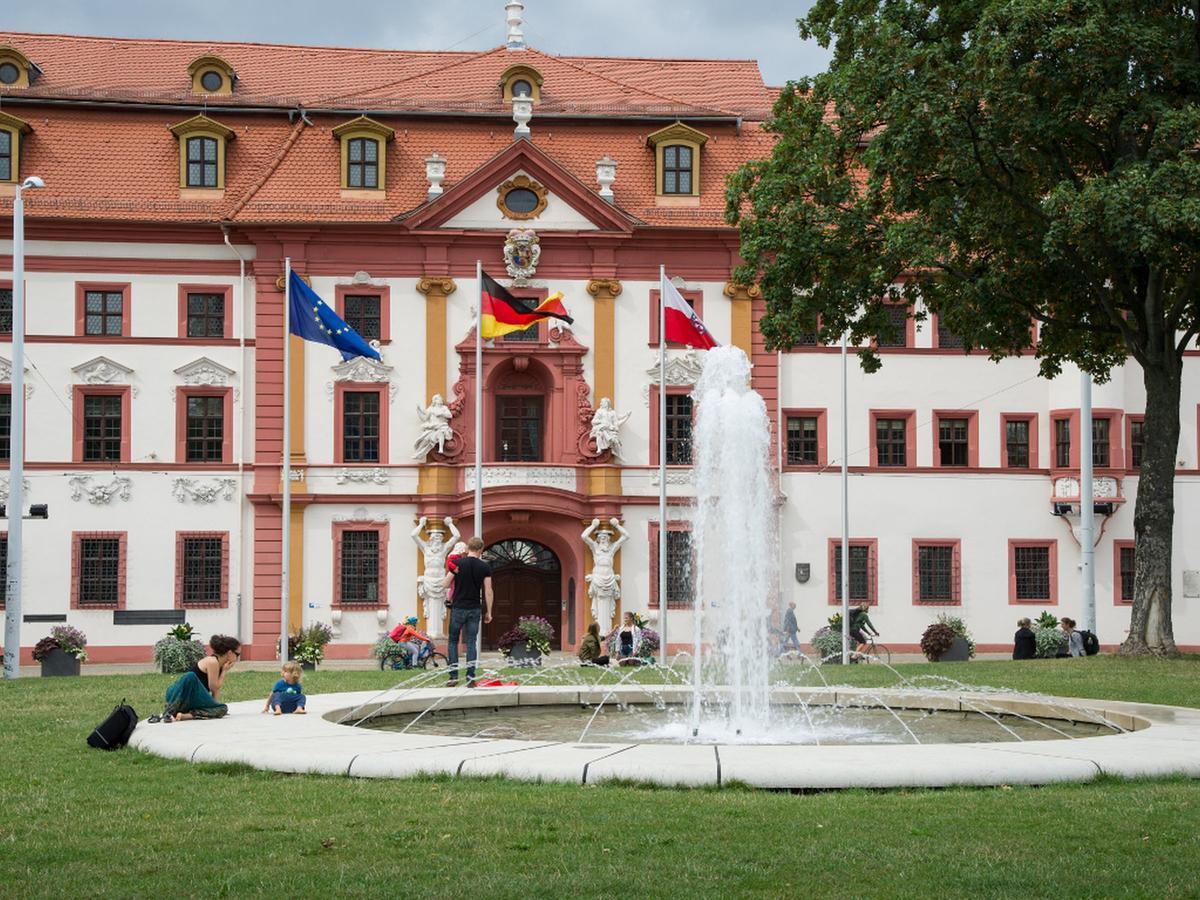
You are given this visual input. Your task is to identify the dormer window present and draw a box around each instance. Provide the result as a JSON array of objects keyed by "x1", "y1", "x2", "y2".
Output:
[
  {"x1": 500, "y1": 64, "x2": 543, "y2": 103},
  {"x1": 646, "y1": 121, "x2": 710, "y2": 198},
  {"x1": 332, "y1": 116, "x2": 395, "y2": 192},
  {"x1": 0, "y1": 111, "x2": 32, "y2": 184},
  {"x1": 188, "y1": 55, "x2": 236, "y2": 96},
  {"x1": 0, "y1": 47, "x2": 40, "y2": 88},
  {"x1": 169, "y1": 115, "x2": 235, "y2": 190}
]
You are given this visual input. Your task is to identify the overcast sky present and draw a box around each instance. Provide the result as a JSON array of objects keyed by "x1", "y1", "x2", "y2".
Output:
[{"x1": 3, "y1": 0, "x2": 830, "y2": 86}]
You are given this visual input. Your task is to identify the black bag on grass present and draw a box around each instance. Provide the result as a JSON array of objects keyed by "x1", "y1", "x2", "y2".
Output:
[{"x1": 87, "y1": 699, "x2": 138, "y2": 750}]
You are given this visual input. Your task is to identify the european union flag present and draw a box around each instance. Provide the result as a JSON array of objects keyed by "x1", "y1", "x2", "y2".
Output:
[{"x1": 287, "y1": 270, "x2": 381, "y2": 362}]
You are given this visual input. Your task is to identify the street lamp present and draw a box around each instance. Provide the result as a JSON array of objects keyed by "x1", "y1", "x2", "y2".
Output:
[{"x1": 4, "y1": 175, "x2": 45, "y2": 680}]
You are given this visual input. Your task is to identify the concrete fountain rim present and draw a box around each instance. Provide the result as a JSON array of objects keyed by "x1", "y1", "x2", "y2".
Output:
[{"x1": 129, "y1": 684, "x2": 1200, "y2": 789}]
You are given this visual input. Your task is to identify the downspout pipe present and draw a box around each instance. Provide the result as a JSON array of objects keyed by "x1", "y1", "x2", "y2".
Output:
[{"x1": 221, "y1": 225, "x2": 248, "y2": 642}]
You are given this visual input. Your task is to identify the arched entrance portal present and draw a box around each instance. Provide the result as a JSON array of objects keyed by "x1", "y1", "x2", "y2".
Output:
[{"x1": 482, "y1": 539, "x2": 562, "y2": 651}]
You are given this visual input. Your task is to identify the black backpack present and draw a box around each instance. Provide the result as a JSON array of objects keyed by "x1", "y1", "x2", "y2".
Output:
[
  {"x1": 87, "y1": 700, "x2": 139, "y2": 751},
  {"x1": 1078, "y1": 630, "x2": 1100, "y2": 656}
]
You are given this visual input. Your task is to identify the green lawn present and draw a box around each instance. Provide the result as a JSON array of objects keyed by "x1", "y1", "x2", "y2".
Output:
[{"x1": 1, "y1": 657, "x2": 1198, "y2": 898}]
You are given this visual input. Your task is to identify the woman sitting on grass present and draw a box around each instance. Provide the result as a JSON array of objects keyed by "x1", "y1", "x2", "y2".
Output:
[{"x1": 151, "y1": 635, "x2": 240, "y2": 722}]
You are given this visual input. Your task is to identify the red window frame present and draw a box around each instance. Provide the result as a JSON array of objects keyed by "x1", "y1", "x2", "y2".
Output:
[
  {"x1": 1125, "y1": 414, "x2": 1145, "y2": 472},
  {"x1": 75, "y1": 282, "x2": 132, "y2": 338},
  {"x1": 649, "y1": 385, "x2": 695, "y2": 467},
  {"x1": 174, "y1": 531, "x2": 230, "y2": 609},
  {"x1": 782, "y1": 408, "x2": 828, "y2": 469},
  {"x1": 911, "y1": 539, "x2": 962, "y2": 605},
  {"x1": 177, "y1": 284, "x2": 233, "y2": 340},
  {"x1": 333, "y1": 382, "x2": 389, "y2": 465},
  {"x1": 70, "y1": 531, "x2": 128, "y2": 610},
  {"x1": 931, "y1": 410, "x2": 979, "y2": 468},
  {"x1": 869, "y1": 409, "x2": 916, "y2": 469},
  {"x1": 648, "y1": 520, "x2": 695, "y2": 609},
  {"x1": 72, "y1": 385, "x2": 132, "y2": 464},
  {"x1": 332, "y1": 521, "x2": 390, "y2": 608},
  {"x1": 1000, "y1": 413, "x2": 1039, "y2": 470},
  {"x1": 826, "y1": 538, "x2": 879, "y2": 606},
  {"x1": 1113, "y1": 540, "x2": 1135, "y2": 606},
  {"x1": 175, "y1": 386, "x2": 233, "y2": 464},
  {"x1": 648, "y1": 288, "x2": 705, "y2": 347},
  {"x1": 1008, "y1": 539, "x2": 1058, "y2": 605},
  {"x1": 872, "y1": 303, "x2": 915, "y2": 350},
  {"x1": 334, "y1": 284, "x2": 391, "y2": 345}
]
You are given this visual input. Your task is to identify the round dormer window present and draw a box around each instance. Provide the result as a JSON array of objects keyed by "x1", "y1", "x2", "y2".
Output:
[
  {"x1": 0, "y1": 62, "x2": 20, "y2": 85},
  {"x1": 511, "y1": 78, "x2": 532, "y2": 99},
  {"x1": 200, "y1": 70, "x2": 224, "y2": 92}
]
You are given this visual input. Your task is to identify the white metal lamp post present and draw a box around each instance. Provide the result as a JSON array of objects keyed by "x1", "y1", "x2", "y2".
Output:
[{"x1": 4, "y1": 175, "x2": 44, "y2": 680}]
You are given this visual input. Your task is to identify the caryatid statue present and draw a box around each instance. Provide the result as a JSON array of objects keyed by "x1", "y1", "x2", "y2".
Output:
[
  {"x1": 412, "y1": 515, "x2": 460, "y2": 638},
  {"x1": 589, "y1": 397, "x2": 631, "y2": 458},
  {"x1": 582, "y1": 517, "x2": 629, "y2": 632},
  {"x1": 413, "y1": 394, "x2": 454, "y2": 460}
]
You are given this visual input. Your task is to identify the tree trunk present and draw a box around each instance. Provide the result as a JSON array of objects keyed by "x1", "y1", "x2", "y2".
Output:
[{"x1": 1120, "y1": 358, "x2": 1181, "y2": 656}]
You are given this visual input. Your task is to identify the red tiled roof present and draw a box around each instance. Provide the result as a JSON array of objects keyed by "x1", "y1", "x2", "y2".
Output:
[{"x1": 0, "y1": 32, "x2": 777, "y2": 228}]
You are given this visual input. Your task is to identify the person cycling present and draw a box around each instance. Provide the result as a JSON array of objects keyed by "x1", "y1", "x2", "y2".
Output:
[
  {"x1": 848, "y1": 604, "x2": 880, "y2": 660},
  {"x1": 388, "y1": 617, "x2": 432, "y2": 668}
]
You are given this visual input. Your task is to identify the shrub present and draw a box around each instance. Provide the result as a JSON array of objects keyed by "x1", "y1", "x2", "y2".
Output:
[
  {"x1": 920, "y1": 623, "x2": 957, "y2": 661},
  {"x1": 167, "y1": 622, "x2": 196, "y2": 642},
  {"x1": 371, "y1": 635, "x2": 405, "y2": 660},
  {"x1": 934, "y1": 613, "x2": 977, "y2": 659},
  {"x1": 810, "y1": 625, "x2": 843, "y2": 661},
  {"x1": 287, "y1": 622, "x2": 335, "y2": 666},
  {"x1": 499, "y1": 616, "x2": 555, "y2": 656},
  {"x1": 32, "y1": 625, "x2": 88, "y2": 662},
  {"x1": 153, "y1": 634, "x2": 205, "y2": 673},
  {"x1": 1034, "y1": 626, "x2": 1067, "y2": 659},
  {"x1": 1035, "y1": 611, "x2": 1060, "y2": 630}
]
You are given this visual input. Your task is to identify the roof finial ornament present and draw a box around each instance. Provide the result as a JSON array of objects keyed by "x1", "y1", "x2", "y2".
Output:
[{"x1": 505, "y1": 0, "x2": 526, "y2": 51}]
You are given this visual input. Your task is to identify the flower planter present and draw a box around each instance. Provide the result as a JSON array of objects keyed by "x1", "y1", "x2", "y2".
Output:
[
  {"x1": 300, "y1": 661, "x2": 317, "y2": 672},
  {"x1": 935, "y1": 636, "x2": 971, "y2": 663},
  {"x1": 40, "y1": 648, "x2": 81, "y2": 677},
  {"x1": 507, "y1": 640, "x2": 542, "y2": 667}
]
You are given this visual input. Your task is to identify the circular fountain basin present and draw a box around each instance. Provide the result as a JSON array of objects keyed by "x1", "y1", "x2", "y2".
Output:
[{"x1": 128, "y1": 684, "x2": 1200, "y2": 789}]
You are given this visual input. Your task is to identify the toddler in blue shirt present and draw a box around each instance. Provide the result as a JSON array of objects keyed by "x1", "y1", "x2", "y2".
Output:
[{"x1": 263, "y1": 661, "x2": 307, "y2": 715}]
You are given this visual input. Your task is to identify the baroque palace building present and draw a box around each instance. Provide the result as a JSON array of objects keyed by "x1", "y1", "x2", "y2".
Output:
[{"x1": 1, "y1": 17, "x2": 1198, "y2": 661}]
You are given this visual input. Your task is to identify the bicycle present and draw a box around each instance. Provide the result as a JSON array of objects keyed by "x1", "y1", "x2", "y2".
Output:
[
  {"x1": 379, "y1": 641, "x2": 449, "y2": 671},
  {"x1": 853, "y1": 636, "x2": 891, "y2": 665}
]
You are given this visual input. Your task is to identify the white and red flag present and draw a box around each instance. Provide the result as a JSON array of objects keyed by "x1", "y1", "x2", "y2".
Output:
[{"x1": 661, "y1": 277, "x2": 719, "y2": 349}]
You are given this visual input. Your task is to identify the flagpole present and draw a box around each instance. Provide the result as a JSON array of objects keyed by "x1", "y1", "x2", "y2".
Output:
[
  {"x1": 280, "y1": 258, "x2": 292, "y2": 662},
  {"x1": 475, "y1": 260, "x2": 484, "y2": 663},
  {"x1": 659, "y1": 265, "x2": 668, "y2": 669}
]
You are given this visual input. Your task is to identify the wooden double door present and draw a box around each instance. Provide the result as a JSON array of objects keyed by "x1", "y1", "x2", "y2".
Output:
[{"x1": 481, "y1": 539, "x2": 562, "y2": 651}]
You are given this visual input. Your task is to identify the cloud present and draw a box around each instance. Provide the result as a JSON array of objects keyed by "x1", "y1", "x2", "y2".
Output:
[{"x1": 5, "y1": 0, "x2": 829, "y2": 85}]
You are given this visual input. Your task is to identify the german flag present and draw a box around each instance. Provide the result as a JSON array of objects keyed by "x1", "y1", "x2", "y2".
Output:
[{"x1": 480, "y1": 272, "x2": 573, "y2": 339}]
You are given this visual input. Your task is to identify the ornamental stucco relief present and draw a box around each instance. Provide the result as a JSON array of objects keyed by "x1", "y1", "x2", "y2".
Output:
[
  {"x1": 463, "y1": 466, "x2": 575, "y2": 491},
  {"x1": 172, "y1": 477, "x2": 237, "y2": 504},
  {"x1": 72, "y1": 356, "x2": 137, "y2": 395},
  {"x1": 325, "y1": 356, "x2": 397, "y2": 401},
  {"x1": 69, "y1": 475, "x2": 132, "y2": 505}
]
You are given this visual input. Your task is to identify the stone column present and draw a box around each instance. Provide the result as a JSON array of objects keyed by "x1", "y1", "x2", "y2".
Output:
[{"x1": 723, "y1": 281, "x2": 760, "y2": 358}]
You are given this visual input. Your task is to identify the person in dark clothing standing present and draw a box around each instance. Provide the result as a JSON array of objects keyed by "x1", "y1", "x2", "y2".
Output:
[
  {"x1": 1012, "y1": 617, "x2": 1037, "y2": 660},
  {"x1": 441, "y1": 535, "x2": 493, "y2": 687},
  {"x1": 781, "y1": 602, "x2": 801, "y2": 653}
]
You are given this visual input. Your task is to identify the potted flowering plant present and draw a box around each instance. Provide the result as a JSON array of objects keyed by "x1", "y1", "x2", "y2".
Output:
[
  {"x1": 290, "y1": 622, "x2": 334, "y2": 669},
  {"x1": 32, "y1": 625, "x2": 88, "y2": 677},
  {"x1": 1033, "y1": 611, "x2": 1067, "y2": 659},
  {"x1": 498, "y1": 616, "x2": 555, "y2": 666},
  {"x1": 153, "y1": 622, "x2": 205, "y2": 673}
]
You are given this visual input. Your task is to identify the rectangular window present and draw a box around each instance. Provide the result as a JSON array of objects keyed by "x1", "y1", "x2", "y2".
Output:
[
  {"x1": 1092, "y1": 417, "x2": 1110, "y2": 468},
  {"x1": 1129, "y1": 419, "x2": 1144, "y2": 470},
  {"x1": 786, "y1": 416, "x2": 819, "y2": 466},
  {"x1": 180, "y1": 536, "x2": 224, "y2": 606},
  {"x1": 915, "y1": 542, "x2": 960, "y2": 603},
  {"x1": 1118, "y1": 544, "x2": 1136, "y2": 603},
  {"x1": 83, "y1": 290, "x2": 124, "y2": 336},
  {"x1": 186, "y1": 292, "x2": 225, "y2": 338},
  {"x1": 0, "y1": 129, "x2": 11, "y2": 182},
  {"x1": 496, "y1": 395, "x2": 543, "y2": 462},
  {"x1": 347, "y1": 137, "x2": 379, "y2": 189},
  {"x1": 342, "y1": 294, "x2": 381, "y2": 342},
  {"x1": 1013, "y1": 544, "x2": 1052, "y2": 602},
  {"x1": 0, "y1": 393, "x2": 9, "y2": 463},
  {"x1": 666, "y1": 530, "x2": 694, "y2": 607},
  {"x1": 77, "y1": 537, "x2": 121, "y2": 606},
  {"x1": 665, "y1": 394, "x2": 693, "y2": 465},
  {"x1": 342, "y1": 391, "x2": 381, "y2": 463},
  {"x1": 186, "y1": 136, "x2": 219, "y2": 188},
  {"x1": 340, "y1": 530, "x2": 380, "y2": 603},
  {"x1": 502, "y1": 324, "x2": 540, "y2": 343},
  {"x1": 876, "y1": 418, "x2": 907, "y2": 466},
  {"x1": 833, "y1": 544, "x2": 874, "y2": 603},
  {"x1": 0, "y1": 286, "x2": 11, "y2": 335},
  {"x1": 1006, "y1": 419, "x2": 1030, "y2": 468},
  {"x1": 185, "y1": 395, "x2": 225, "y2": 462},
  {"x1": 1054, "y1": 418, "x2": 1071, "y2": 468},
  {"x1": 936, "y1": 317, "x2": 966, "y2": 349},
  {"x1": 83, "y1": 395, "x2": 123, "y2": 462},
  {"x1": 938, "y1": 417, "x2": 969, "y2": 467},
  {"x1": 662, "y1": 144, "x2": 693, "y2": 194},
  {"x1": 876, "y1": 305, "x2": 909, "y2": 348}
]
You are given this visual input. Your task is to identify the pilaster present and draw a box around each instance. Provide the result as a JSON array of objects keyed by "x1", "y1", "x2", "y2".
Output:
[
  {"x1": 417, "y1": 276, "x2": 457, "y2": 404},
  {"x1": 586, "y1": 278, "x2": 622, "y2": 406},
  {"x1": 723, "y1": 281, "x2": 759, "y2": 357}
]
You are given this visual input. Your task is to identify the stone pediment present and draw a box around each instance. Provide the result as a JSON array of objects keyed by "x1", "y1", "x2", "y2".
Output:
[
  {"x1": 72, "y1": 356, "x2": 134, "y2": 385},
  {"x1": 327, "y1": 355, "x2": 396, "y2": 401},
  {"x1": 646, "y1": 350, "x2": 704, "y2": 386},
  {"x1": 174, "y1": 357, "x2": 236, "y2": 386}
]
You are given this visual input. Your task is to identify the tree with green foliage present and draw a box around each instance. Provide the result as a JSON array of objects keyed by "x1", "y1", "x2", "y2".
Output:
[{"x1": 728, "y1": 0, "x2": 1199, "y2": 656}]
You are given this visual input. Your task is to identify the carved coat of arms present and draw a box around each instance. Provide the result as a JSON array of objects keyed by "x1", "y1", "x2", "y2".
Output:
[{"x1": 504, "y1": 228, "x2": 540, "y2": 285}]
